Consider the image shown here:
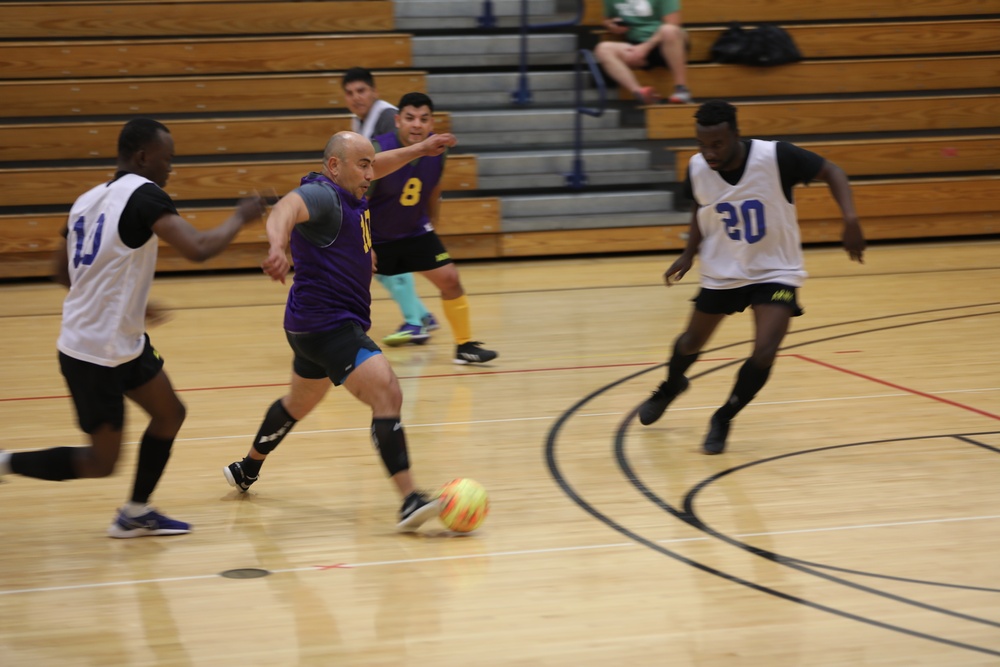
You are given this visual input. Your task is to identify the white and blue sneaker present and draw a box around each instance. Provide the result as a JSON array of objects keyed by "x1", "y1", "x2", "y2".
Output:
[{"x1": 107, "y1": 508, "x2": 192, "y2": 538}]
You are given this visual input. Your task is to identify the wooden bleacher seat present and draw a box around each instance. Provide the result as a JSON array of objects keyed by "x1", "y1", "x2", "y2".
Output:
[
  {"x1": 1, "y1": 71, "x2": 427, "y2": 119},
  {"x1": 671, "y1": 136, "x2": 1000, "y2": 178},
  {"x1": 0, "y1": 1, "x2": 394, "y2": 38},
  {"x1": 645, "y1": 94, "x2": 1000, "y2": 139},
  {"x1": 0, "y1": 34, "x2": 412, "y2": 79},
  {"x1": 0, "y1": 155, "x2": 479, "y2": 208},
  {"x1": 628, "y1": 54, "x2": 1000, "y2": 101},
  {"x1": 583, "y1": 0, "x2": 1000, "y2": 25},
  {"x1": 497, "y1": 176, "x2": 1000, "y2": 258},
  {"x1": 0, "y1": 197, "x2": 502, "y2": 279},
  {"x1": 0, "y1": 114, "x2": 453, "y2": 162},
  {"x1": 609, "y1": 19, "x2": 1000, "y2": 62}
]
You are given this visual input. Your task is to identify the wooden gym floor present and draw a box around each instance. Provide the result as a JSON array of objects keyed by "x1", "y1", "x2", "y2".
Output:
[{"x1": 1, "y1": 238, "x2": 998, "y2": 666}]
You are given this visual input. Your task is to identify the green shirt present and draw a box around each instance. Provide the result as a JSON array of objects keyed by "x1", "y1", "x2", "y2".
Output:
[{"x1": 604, "y1": 0, "x2": 681, "y2": 43}]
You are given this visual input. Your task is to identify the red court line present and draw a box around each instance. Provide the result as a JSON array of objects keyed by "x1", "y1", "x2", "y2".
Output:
[
  {"x1": 0, "y1": 357, "x2": 740, "y2": 404},
  {"x1": 789, "y1": 353, "x2": 1000, "y2": 421}
]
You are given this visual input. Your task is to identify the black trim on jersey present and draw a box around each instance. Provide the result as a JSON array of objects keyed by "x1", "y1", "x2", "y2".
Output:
[
  {"x1": 682, "y1": 140, "x2": 826, "y2": 204},
  {"x1": 111, "y1": 171, "x2": 178, "y2": 249},
  {"x1": 294, "y1": 179, "x2": 344, "y2": 247}
]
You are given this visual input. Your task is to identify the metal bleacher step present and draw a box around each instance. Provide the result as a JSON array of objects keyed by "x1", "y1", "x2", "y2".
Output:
[
  {"x1": 412, "y1": 34, "x2": 579, "y2": 68},
  {"x1": 500, "y1": 209, "x2": 690, "y2": 233},
  {"x1": 502, "y1": 190, "x2": 674, "y2": 219},
  {"x1": 394, "y1": 0, "x2": 564, "y2": 30},
  {"x1": 427, "y1": 71, "x2": 598, "y2": 109},
  {"x1": 473, "y1": 148, "x2": 672, "y2": 190},
  {"x1": 448, "y1": 108, "x2": 646, "y2": 148},
  {"x1": 451, "y1": 109, "x2": 622, "y2": 133},
  {"x1": 478, "y1": 169, "x2": 670, "y2": 191}
]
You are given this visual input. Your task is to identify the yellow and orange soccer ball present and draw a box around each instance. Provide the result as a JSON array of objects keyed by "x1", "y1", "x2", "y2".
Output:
[{"x1": 437, "y1": 478, "x2": 489, "y2": 533}]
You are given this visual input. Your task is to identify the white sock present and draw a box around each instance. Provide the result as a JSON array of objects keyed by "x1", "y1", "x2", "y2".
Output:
[
  {"x1": 123, "y1": 501, "x2": 150, "y2": 518},
  {"x1": 0, "y1": 451, "x2": 11, "y2": 476}
]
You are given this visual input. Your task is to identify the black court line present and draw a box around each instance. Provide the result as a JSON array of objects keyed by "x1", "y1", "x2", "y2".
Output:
[
  {"x1": 547, "y1": 307, "x2": 1000, "y2": 657},
  {"x1": 672, "y1": 435, "x2": 1000, "y2": 622}
]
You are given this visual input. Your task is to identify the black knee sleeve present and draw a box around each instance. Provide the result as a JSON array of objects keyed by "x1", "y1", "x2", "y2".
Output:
[
  {"x1": 253, "y1": 399, "x2": 298, "y2": 455},
  {"x1": 371, "y1": 418, "x2": 410, "y2": 476}
]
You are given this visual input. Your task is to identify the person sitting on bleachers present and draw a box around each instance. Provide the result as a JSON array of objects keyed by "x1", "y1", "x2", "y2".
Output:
[{"x1": 594, "y1": 0, "x2": 691, "y2": 105}]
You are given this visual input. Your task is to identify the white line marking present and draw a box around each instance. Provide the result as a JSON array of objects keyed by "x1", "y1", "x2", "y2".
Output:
[{"x1": 3, "y1": 514, "x2": 998, "y2": 596}]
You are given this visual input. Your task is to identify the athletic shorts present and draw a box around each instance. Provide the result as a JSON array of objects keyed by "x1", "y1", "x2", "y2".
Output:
[
  {"x1": 630, "y1": 30, "x2": 689, "y2": 70},
  {"x1": 373, "y1": 231, "x2": 453, "y2": 276},
  {"x1": 285, "y1": 321, "x2": 382, "y2": 386},
  {"x1": 59, "y1": 334, "x2": 165, "y2": 434},
  {"x1": 694, "y1": 283, "x2": 804, "y2": 317}
]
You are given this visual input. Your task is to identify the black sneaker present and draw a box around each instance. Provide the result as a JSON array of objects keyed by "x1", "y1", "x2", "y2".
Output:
[
  {"x1": 702, "y1": 414, "x2": 731, "y2": 455},
  {"x1": 637, "y1": 377, "x2": 690, "y2": 425},
  {"x1": 397, "y1": 491, "x2": 441, "y2": 532},
  {"x1": 454, "y1": 341, "x2": 498, "y2": 365},
  {"x1": 223, "y1": 461, "x2": 258, "y2": 492}
]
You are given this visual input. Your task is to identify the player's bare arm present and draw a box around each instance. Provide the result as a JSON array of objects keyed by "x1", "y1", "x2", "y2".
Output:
[
  {"x1": 153, "y1": 195, "x2": 267, "y2": 262},
  {"x1": 665, "y1": 205, "x2": 702, "y2": 286},
  {"x1": 814, "y1": 160, "x2": 866, "y2": 263},
  {"x1": 262, "y1": 191, "x2": 310, "y2": 283},
  {"x1": 371, "y1": 133, "x2": 457, "y2": 179}
]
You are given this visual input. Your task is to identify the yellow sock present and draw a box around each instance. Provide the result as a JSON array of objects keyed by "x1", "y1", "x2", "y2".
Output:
[{"x1": 442, "y1": 294, "x2": 471, "y2": 344}]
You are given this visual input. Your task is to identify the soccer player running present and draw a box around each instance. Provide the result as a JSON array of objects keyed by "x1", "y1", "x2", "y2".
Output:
[
  {"x1": 368, "y1": 92, "x2": 498, "y2": 365},
  {"x1": 637, "y1": 100, "x2": 865, "y2": 454},
  {"x1": 223, "y1": 130, "x2": 456, "y2": 530},
  {"x1": 0, "y1": 118, "x2": 268, "y2": 536},
  {"x1": 342, "y1": 66, "x2": 439, "y2": 347}
]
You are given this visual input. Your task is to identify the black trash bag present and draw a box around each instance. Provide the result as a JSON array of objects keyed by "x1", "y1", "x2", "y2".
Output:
[{"x1": 710, "y1": 22, "x2": 802, "y2": 66}]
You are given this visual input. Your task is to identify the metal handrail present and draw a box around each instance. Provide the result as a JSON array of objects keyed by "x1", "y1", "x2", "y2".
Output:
[
  {"x1": 566, "y1": 49, "x2": 606, "y2": 190},
  {"x1": 478, "y1": 0, "x2": 586, "y2": 104},
  {"x1": 512, "y1": 0, "x2": 585, "y2": 104}
]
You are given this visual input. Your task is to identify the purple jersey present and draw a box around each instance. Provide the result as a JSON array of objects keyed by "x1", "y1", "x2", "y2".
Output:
[
  {"x1": 284, "y1": 172, "x2": 374, "y2": 333},
  {"x1": 368, "y1": 131, "x2": 445, "y2": 243}
]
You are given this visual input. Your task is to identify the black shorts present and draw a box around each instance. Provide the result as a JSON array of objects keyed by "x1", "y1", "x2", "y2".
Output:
[
  {"x1": 694, "y1": 283, "x2": 804, "y2": 317},
  {"x1": 630, "y1": 31, "x2": 689, "y2": 70},
  {"x1": 285, "y1": 321, "x2": 382, "y2": 386},
  {"x1": 373, "y1": 231, "x2": 453, "y2": 276},
  {"x1": 59, "y1": 334, "x2": 165, "y2": 434}
]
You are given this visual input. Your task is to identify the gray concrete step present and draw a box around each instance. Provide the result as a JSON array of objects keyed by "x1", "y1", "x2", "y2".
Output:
[
  {"x1": 428, "y1": 71, "x2": 599, "y2": 109},
  {"x1": 500, "y1": 209, "x2": 689, "y2": 233},
  {"x1": 456, "y1": 127, "x2": 647, "y2": 149},
  {"x1": 476, "y1": 148, "x2": 651, "y2": 175},
  {"x1": 451, "y1": 108, "x2": 622, "y2": 132},
  {"x1": 429, "y1": 71, "x2": 583, "y2": 94},
  {"x1": 502, "y1": 191, "x2": 675, "y2": 218},
  {"x1": 412, "y1": 34, "x2": 579, "y2": 68},
  {"x1": 395, "y1": 0, "x2": 567, "y2": 30},
  {"x1": 480, "y1": 169, "x2": 671, "y2": 191}
]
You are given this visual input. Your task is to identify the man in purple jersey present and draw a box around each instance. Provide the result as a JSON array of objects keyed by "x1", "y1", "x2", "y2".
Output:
[
  {"x1": 222, "y1": 130, "x2": 457, "y2": 531},
  {"x1": 369, "y1": 92, "x2": 498, "y2": 365}
]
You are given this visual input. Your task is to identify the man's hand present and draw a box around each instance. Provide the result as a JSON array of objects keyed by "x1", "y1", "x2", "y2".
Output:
[
  {"x1": 419, "y1": 133, "x2": 457, "y2": 156},
  {"x1": 234, "y1": 193, "x2": 273, "y2": 226},
  {"x1": 664, "y1": 254, "x2": 694, "y2": 286},
  {"x1": 843, "y1": 220, "x2": 866, "y2": 263},
  {"x1": 262, "y1": 246, "x2": 291, "y2": 284}
]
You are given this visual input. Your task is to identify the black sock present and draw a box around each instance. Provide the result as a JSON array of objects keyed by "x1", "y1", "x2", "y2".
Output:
[
  {"x1": 716, "y1": 359, "x2": 772, "y2": 421},
  {"x1": 10, "y1": 447, "x2": 79, "y2": 481},
  {"x1": 667, "y1": 338, "x2": 700, "y2": 387},
  {"x1": 240, "y1": 455, "x2": 263, "y2": 479},
  {"x1": 131, "y1": 433, "x2": 174, "y2": 504}
]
